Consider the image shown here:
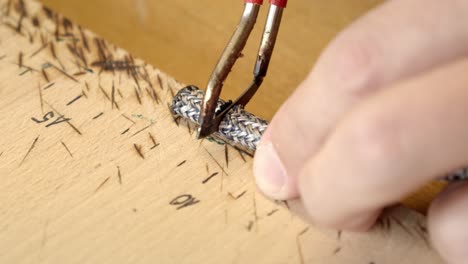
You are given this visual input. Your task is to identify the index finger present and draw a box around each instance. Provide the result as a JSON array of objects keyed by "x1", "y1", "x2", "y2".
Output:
[{"x1": 254, "y1": 0, "x2": 468, "y2": 200}]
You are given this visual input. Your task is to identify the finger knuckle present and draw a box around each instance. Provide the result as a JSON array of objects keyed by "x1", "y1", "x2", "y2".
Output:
[
  {"x1": 325, "y1": 30, "x2": 383, "y2": 96},
  {"x1": 347, "y1": 111, "x2": 402, "y2": 168}
]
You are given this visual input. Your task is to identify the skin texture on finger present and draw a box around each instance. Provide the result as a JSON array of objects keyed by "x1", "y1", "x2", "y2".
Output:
[
  {"x1": 298, "y1": 58, "x2": 468, "y2": 231},
  {"x1": 254, "y1": 0, "x2": 468, "y2": 200},
  {"x1": 429, "y1": 182, "x2": 468, "y2": 264}
]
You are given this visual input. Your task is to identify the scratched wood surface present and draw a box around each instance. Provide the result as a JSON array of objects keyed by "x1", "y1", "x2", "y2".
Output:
[
  {"x1": 0, "y1": 1, "x2": 444, "y2": 263},
  {"x1": 38, "y1": 0, "x2": 446, "y2": 213}
]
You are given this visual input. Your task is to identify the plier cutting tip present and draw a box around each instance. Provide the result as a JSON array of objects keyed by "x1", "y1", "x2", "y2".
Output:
[{"x1": 196, "y1": 0, "x2": 287, "y2": 139}]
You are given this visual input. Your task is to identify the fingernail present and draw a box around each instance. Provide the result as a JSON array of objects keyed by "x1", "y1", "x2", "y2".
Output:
[{"x1": 254, "y1": 142, "x2": 287, "y2": 198}]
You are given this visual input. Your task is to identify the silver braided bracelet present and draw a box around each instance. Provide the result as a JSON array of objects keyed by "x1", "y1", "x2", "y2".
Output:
[
  {"x1": 171, "y1": 86, "x2": 468, "y2": 181},
  {"x1": 172, "y1": 85, "x2": 268, "y2": 154}
]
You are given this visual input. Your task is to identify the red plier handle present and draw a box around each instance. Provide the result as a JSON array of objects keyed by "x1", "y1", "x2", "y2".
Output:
[
  {"x1": 196, "y1": 0, "x2": 287, "y2": 138},
  {"x1": 246, "y1": 0, "x2": 287, "y2": 8}
]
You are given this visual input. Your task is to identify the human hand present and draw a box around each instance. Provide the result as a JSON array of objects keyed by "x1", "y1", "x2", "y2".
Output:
[{"x1": 253, "y1": 0, "x2": 468, "y2": 263}]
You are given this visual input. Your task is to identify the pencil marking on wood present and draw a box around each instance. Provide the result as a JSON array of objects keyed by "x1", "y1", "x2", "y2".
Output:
[
  {"x1": 62, "y1": 17, "x2": 73, "y2": 32},
  {"x1": 131, "y1": 123, "x2": 155, "y2": 137},
  {"x1": 94, "y1": 37, "x2": 108, "y2": 63},
  {"x1": 228, "y1": 190, "x2": 246, "y2": 200},
  {"x1": 19, "y1": 68, "x2": 30, "y2": 75},
  {"x1": 157, "y1": 74, "x2": 163, "y2": 90},
  {"x1": 297, "y1": 227, "x2": 309, "y2": 264},
  {"x1": 49, "y1": 62, "x2": 78, "y2": 82},
  {"x1": 92, "y1": 112, "x2": 104, "y2": 120},
  {"x1": 73, "y1": 71, "x2": 87, "y2": 77},
  {"x1": 132, "y1": 71, "x2": 141, "y2": 91},
  {"x1": 30, "y1": 42, "x2": 48, "y2": 58},
  {"x1": 148, "y1": 132, "x2": 157, "y2": 146},
  {"x1": 95, "y1": 176, "x2": 110, "y2": 193},
  {"x1": 246, "y1": 220, "x2": 254, "y2": 232},
  {"x1": 234, "y1": 148, "x2": 245, "y2": 162},
  {"x1": 42, "y1": 6, "x2": 53, "y2": 18},
  {"x1": 18, "y1": 52, "x2": 23, "y2": 68},
  {"x1": 98, "y1": 84, "x2": 112, "y2": 102},
  {"x1": 170, "y1": 194, "x2": 200, "y2": 210},
  {"x1": 202, "y1": 172, "x2": 219, "y2": 184},
  {"x1": 40, "y1": 31, "x2": 47, "y2": 45},
  {"x1": 16, "y1": 12, "x2": 25, "y2": 33},
  {"x1": 60, "y1": 140, "x2": 73, "y2": 158},
  {"x1": 37, "y1": 82, "x2": 44, "y2": 113},
  {"x1": 43, "y1": 82, "x2": 55, "y2": 90},
  {"x1": 66, "y1": 94, "x2": 82, "y2": 106},
  {"x1": 377, "y1": 216, "x2": 391, "y2": 232},
  {"x1": 202, "y1": 146, "x2": 228, "y2": 176},
  {"x1": 31, "y1": 15, "x2": 39, "y2": 27},
  {"x1": 49, "y1": 41, "x2": 57, "y2": 58},
  {"x1": 19, "y1": 135, "x2": 39, "y2": 166},
  {"x1": 133, "y1": 144, "x2": 144, "y2": 159},
  {"x1": 53, "y1": 13, "x2": 60, "y2": 41},
  {"x1": 299, "y1": 227, "x2": 309, "y2": 236},
  {"x1": 3, "y1": 21, "x2": 20, "y2": 34},
  {"x1": 91, "y1": 60, "x2": 139, "y2": 72},
  {"x1": 117, "y1": 88, "x2": 124, "y2": 99},
  {"x1": 117, "y1": 166, "x2": 122, "y2": 185},
  {"x1": 415, "y1": 221, "x2": 430, "y2": 248},
  {"x1": 45, "y1": 115, "x2": 71, "y2": 128},
  {"x1": 78, "y1": 26, "x2": 89, "y2": 52},
  {"x1": 121, "y1": 114, "x2": 136, "y2": 125},
  {"x1": 266, "y1": 209, "x2": 279, "y2": 217},
  {"x1": 224, "y1": 145, "x2": 229, "y2": 168},
  {"x1": 134, "y1": 87, "x2": 142, "y2": 105},
  {"x1": 390, "y1": 216, "x2": 413, "y2": 237},
  {"x1": 45, "y1": 102, "x2": 82, "y2": 135},
  {"x1": 41, "y1": 68, "x2": 50, "y2": 82},
  {"x1": 150, "y1": 143, "x2": 160, "y2": 150},
  {"x1": 111, "y1": 81, "x2": 116, "y2": 109},
  {"x1": 142, "y1": 67, "x2": 155, "y2": 93},
  {"x1": 332, "y1": 247, "x2": 341, "y2": 255},
  {"x1": 31, "y1": 111, "x2": 54, "y2": 124},
  {"x1": 6, "y1": 0, "x2": 12, "y2": 16},
  {"x1": 145, "y1": 87, "x2": 155, "y2": 104}
]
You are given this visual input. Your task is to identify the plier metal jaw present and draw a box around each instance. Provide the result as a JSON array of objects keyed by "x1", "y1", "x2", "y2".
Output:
[{"x1": 196, "y1": 0, "x2": 287, "y2": 139}]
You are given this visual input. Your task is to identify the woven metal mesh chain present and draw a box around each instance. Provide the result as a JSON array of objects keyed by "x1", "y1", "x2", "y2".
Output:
[
  {"x1": 171, "y1": 85, "x2": 468, "y2": 181},
  {"x1": 172, "y1": 85, "x2": 268, "y2": 152}
]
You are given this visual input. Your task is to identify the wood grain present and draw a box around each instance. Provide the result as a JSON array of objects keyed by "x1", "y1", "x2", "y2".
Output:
[
  {"x1": 37, "y1": 0, "x2": 445, "y2": 213},
  {"x1": 0, "y1": 1, "x2": 444, "y2": 263}
]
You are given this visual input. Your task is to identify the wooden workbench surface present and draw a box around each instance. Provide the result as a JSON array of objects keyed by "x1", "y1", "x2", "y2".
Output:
[
  {"x1": 0, "y1": 0, "x2": 443, "y2": 263},
  {"x1": 39, "y1": 0, "x2": 444, "y2": 212}
]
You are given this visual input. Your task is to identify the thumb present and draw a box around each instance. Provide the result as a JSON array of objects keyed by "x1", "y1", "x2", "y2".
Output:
[{"x1": 253, "y1": 0, "x2": 468, "y2": 200}]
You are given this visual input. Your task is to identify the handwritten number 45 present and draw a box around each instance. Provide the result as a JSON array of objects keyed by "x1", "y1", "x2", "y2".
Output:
[{"x1": 32, "y1": 111, "x2": 70, "y2": 128}]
